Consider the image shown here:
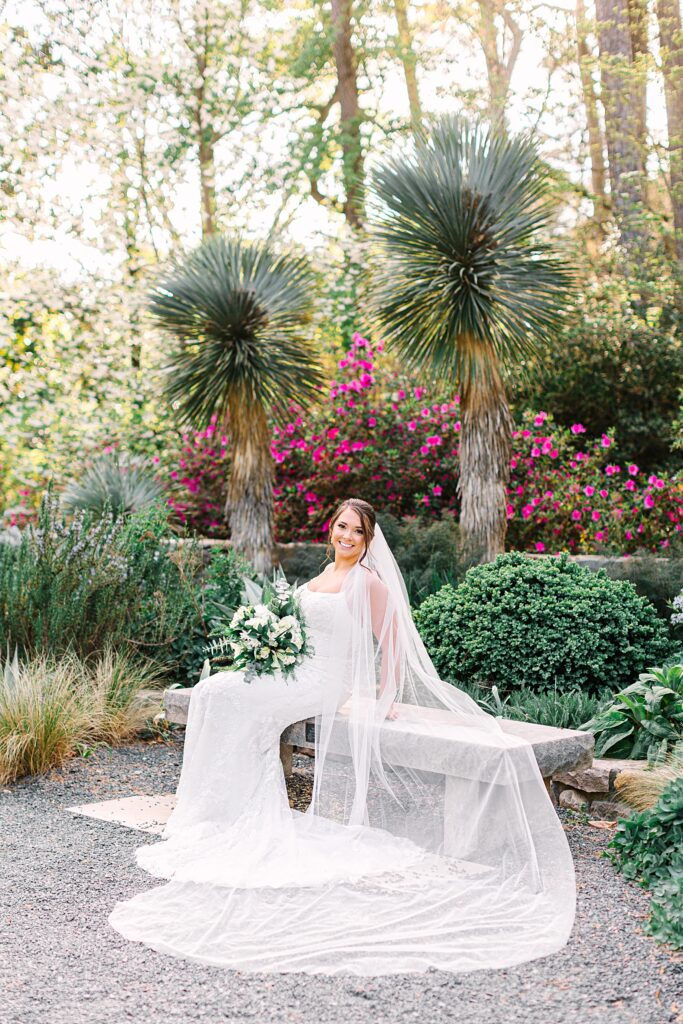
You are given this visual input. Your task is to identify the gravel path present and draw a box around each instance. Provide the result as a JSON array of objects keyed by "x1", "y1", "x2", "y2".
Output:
[{"x1": 1, "y1": 736, "x2": 681, "y2": 1024}]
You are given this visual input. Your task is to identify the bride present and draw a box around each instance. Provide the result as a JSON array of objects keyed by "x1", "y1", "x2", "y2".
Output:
[{"x1": 109, "y1": 497, "x2": 576, "y2": 975}]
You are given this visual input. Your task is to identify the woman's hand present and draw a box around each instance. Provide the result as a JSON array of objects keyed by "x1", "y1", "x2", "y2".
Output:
[{"x1": 385, "y1": 702, "x2": 399, "y2": 721}]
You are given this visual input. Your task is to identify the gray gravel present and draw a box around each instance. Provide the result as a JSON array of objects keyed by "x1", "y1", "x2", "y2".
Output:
[{"x1": 1, "y1": 735, "x2": 681, "y2": 1024}]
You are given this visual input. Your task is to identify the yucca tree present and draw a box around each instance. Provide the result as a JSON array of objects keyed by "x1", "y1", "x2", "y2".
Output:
[
  {"x1": 369, "y1": 115, "x2": 574, "y2": 562},
  {"x1": 148, "y1": 237, "x2": 324, "y2": 572}
]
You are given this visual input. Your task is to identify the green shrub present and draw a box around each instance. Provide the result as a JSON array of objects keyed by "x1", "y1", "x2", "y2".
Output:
[
  {"x1": 606, "y1": 776, "x2": 683, "y2": 949},
  {"x1": 0, "y1": 494, "x2": 230, "y2": 681},
  {"x1": 580, "y1": 662, "x2": 683, "y2": 759},
  {"x1": 600, "y1": 553, "x2": 683, "y2": 631},
  {"x1": 414, "y1": 552, "x2": 673, "y2": 695},
  {"x1": 384, "y1": 513, "x2": 470, "y2": 606}
]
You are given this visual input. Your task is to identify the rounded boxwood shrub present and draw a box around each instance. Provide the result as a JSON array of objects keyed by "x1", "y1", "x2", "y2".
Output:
[{"x1": 413, "y1": 552, "x2": 673, "y2": 695}]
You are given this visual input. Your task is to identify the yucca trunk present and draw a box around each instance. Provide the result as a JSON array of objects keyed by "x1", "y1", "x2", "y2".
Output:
[
  {"x1": 458, "y1": 362, "x2": 514, "y2": 563},
  {"x1": 226, "y1": 397, "x2": 274, "y2": 574}
]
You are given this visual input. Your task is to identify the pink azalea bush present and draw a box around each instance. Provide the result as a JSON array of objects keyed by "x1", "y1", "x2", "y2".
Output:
[{"x1": 161, "y1": 332, "x2": 683, "y2": 553}]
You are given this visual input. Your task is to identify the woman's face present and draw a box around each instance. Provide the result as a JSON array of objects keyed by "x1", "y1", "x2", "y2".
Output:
[{"x1": 331, "y1": 506, "x2": 366, "y2": 561}]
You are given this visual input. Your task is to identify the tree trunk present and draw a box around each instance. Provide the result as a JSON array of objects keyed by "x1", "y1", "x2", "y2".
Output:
[
  {"x1": 656, "y1": 0, "x2": 683, "y2": 272},
  {"x1": 393, "y1": 0, "x2": 422, "y2": 130},
  {"x1": 458, "y1": 362, "x2": 514, "y2": 564},
  {"x1": 475, "y1": 0, "x2": 523, "y2": 127},
  {"x1": 226, "y1": 398, "x2": 274, "y2": 574},
  {"x1": 576, "y1": 0, "x2": 608, "y2": 225},
  {"x1": 594, "y1": 0, "x2": 648, "y2": 254},
  {"x1": 198, "y1": 133, "x2": 217, "y2": 238},
  {"x1": 330, "y1": 0, "x2": 364, "y2": 227},
  {"x1": 194, "y1": 13, "x2": 217, "y2": 239},
  {"x1": 626, "y1": 0, "x2": 649, "y2": 175}
]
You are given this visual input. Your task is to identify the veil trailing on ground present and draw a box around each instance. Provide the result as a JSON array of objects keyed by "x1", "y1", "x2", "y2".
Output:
[{"x1": 109, "y1": 521, "x2": 575, "y2": 974}]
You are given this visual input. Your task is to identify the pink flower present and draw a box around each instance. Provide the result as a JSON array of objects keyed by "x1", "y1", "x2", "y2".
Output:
[
  {"x1": 601, "y1": 434, "x2": 612, "y2": 448},
  {"x1": 625, "y1": 530, "x2": 633, "y2": 540},
  {"x1": 595, "y1": 531, "x2": 605, "y2": 541},
  {"x1": 367, "y1": 417, "x2": 376, "y2": 427},
  {"x1": 304, "y1": 492, "x2": 317, "y2": 502},
  {"x1": 433, "y1": 485, "x2": 443, "y2": 496},
  {"x1": 534, "y1": 413, "x2": 547, "y2": 426},
  {"x1": 571, "y1": 510, "x2": 581, "y2": 521},
  {"x1": 339, "y1": 463, "x2": 351, "y2": 473},
  {"x1": 397, "y1": 389, "x2": 406, "y2": 400},
  {"x1": 591, "y1": 510, "x2": 601, "y2": 521},
  {"x1": 644, "y1": 494, "x2": 655, "y2": 509},
  {"x1": 426, "y1": 435, "x2": 442, "y2": 446},
  {"x1": 535, "y1": 541, "x2": 546, "y2": 552},
  {"x1": 420, "y1": 445, "x2": 430, "y2": 455},
  {"x1": 599, "y1": 488, "x2": 608, "y2": 498},
  {"x1": 152, "y1": 456, "x2": 160, "y2": 464},
  {"x1": 628, "y1": 464, "x2": 639, "y2": 475},
  {"x1": 584, "y1": 485, "x2": 595, "y2": 497},
  {"x1": 605, "y1": 464, "x2": 620, "y2": 476},
  {"x1": 522, "y1": 430, "x2": 531, "y2": 438},
  {"x1": 510, "y1": 458, "x2": 518, "y2": 469},
  {"x1": 625, "y1": 479, "x2": 636, "y2": 491},
  {"x1": 422, "y1": 495, "x2": 430, "y2": 505},
  {"x1": 506, "y1": 504, "x2": 515, "y2": 517},
  {"x1": 570, "y1": 423, "x2": 586, "y2": 434},
  {"x1": 550, "y1": 449, "x2": 559, "y2": 459},
  {"x1": 531, "y1": 447, "x2": 541, "y2": 458},
  {"x1": 414, "y1": 387, "x2": 425, "y2": 399},
  {"x1": 522, "y1": 505, "x2": 534, "y2": 519},
  {"x1": 421, "y1": 407, "x2": 431, "y2": 418},
  {"x1": 454, "y1": 421, "x2": 461, "y2": 432}
]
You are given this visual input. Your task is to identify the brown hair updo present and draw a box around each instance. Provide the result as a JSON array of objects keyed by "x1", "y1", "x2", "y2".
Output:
[{"x1": 325, "y1": 498, "x2": 376, "y2": 564}]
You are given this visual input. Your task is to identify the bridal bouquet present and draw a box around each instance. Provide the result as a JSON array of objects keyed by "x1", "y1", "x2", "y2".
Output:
[{"x1": 206, "y1": 574, "x2": 311, "y2": 682}]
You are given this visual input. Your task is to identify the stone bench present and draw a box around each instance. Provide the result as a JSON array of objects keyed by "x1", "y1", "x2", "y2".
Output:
[{"x1": 162, "y1": 687, "x2": 594, "y2": 801}]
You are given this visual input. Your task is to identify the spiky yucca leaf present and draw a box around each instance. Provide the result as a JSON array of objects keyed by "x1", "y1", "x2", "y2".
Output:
[
  {"x1": 149, "y1": 236, "x2": 324, "y2": 428},
  {"x1": 368, "y1": 115, "x2": 575, "y2": 386},
  {"x1": 62, "y1": 453, "x2": 163, "y2": 518}
]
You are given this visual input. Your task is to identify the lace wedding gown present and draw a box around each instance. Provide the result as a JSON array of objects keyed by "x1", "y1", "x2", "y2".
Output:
[{"x1": 109, "y1": 578, "x2": 576, "y2": 974}]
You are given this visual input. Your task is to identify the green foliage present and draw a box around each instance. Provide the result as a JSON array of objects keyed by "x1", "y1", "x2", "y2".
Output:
[
  {"x1": 508, "y1": 266, "x2": 683, "y2": 471},
  {"x1": 380, "y1": 513, "x2": 467, "y2": 606},
  {"x1": 168, "y1": 548, "x2": 257, "y2": 684},
  {"x1": 581, "y1": 662, "x2": 683, "y2": 759},
  {"x1": 0, "y1": 494, "x2": 194, "y2": 671},
  {"x1": 607, "y1": 775, "x2": 683, "y2": 949},
  {"x1": 600, "y1": 553, "x2": 683, "y2": 627},
  {"x1": 413, "y1": 552, "x2": 673, "y2": 695},
  {"x1": 61, "y1": 452, "x2": 164, "y2": 518},
  {"x1": 473, "y1": 683, "x2": 613, "y2": 730}
]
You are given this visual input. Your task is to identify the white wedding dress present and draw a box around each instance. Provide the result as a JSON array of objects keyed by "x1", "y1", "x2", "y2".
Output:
[{"x1": 109, "y1": 545, "x2": 576, "y2": 974}]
